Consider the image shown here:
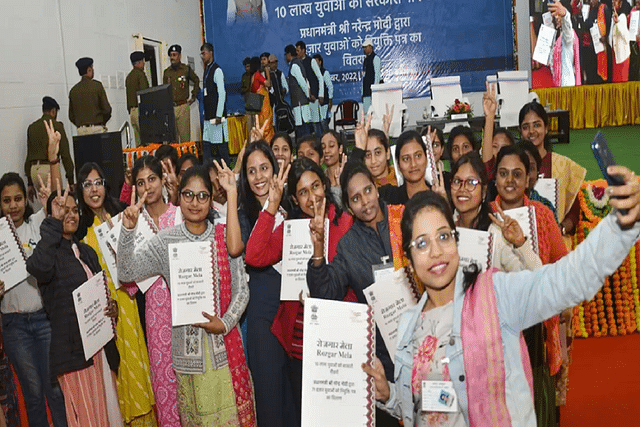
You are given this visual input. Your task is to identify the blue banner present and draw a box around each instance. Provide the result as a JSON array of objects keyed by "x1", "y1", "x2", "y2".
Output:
[{"x1": 203, "y1": 0, "x2": 515, "y2": 112}]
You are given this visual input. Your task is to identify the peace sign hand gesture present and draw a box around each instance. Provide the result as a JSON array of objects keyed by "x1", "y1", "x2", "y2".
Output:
[
  {"x1": 37, "y1": 173, "x2": 52, "y2": 213},
  {"x1": 309, "y1": 196, "x2": 326, "y2": 249},
  {"x1": 355, "y1": 111, "x2": 372, "y2": 151},
  {"x1": 266, "y1": 163, "x2": 290, "y2": 216},
  {"x1": 51, "y1": 179, "x2": 70, "y2": 221},
  {"x1": 250, "y1": 117, "x2": 269, "y2": 143},
  {"x1": 489, "y1": 204, "x2": 526, "y2": 248},
  {"x1": 122, "y1": 189, "x2": 147, "y2": 230},
  {"x1": 382, "y1": 103, "x2": 394, "y2": 138},
  {"x1": 483, "y1": 81, "x2": 497, "y2": 119},
  {"x1": 44, "y1": 119, "x2": 61, "y2": 162},
  {"x1": 213, "y1": 159, "x2": 237, "y2": 195}
]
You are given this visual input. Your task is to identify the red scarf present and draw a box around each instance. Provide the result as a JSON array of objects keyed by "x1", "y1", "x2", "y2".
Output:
[
  {"x1": 597, "y1": 3, "x2": 608, "y2": 81},
  {"x1": 215, "y1": 223, "x2": 257, "y2": 426}
]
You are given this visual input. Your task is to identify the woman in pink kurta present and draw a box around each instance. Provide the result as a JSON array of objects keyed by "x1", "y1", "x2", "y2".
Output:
[{"x1": 122, "y1": 156, "x2": 182, "y2": 427}]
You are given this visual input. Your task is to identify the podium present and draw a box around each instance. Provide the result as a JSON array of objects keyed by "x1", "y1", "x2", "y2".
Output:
[{"x1": 73, "y1": 131, "x2": 124, "y2": 199}]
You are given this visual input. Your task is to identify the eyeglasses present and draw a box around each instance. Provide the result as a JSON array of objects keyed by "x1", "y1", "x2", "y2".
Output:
[
  {"x1": 409, "y1": 230, "x2": 457, "y2": 254},
  {"x1": 180, "y1": 190, "x2": 211, "y2": 204},
  {"x1": 81, "y1": 178, "x2": 106, "y2": 189},
  {"x1": 451, "y1": 178, "x2": 480, "y2": 191}
]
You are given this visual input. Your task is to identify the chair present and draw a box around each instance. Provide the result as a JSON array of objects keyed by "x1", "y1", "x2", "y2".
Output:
[
  {"x1": 333, "y1": 100, "x2": 360, "y2": 132},
  {"x1": 496, "y1": 71, "x2": 530, "y2": 128},
  {"x1": 429, "y1": 76, "x2": 463, "y2": 118}
]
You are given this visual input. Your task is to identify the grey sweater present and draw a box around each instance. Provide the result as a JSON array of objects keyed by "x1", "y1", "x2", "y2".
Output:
[{"x1": 117, "y1": 221, "x2": 249, "y2": 373}]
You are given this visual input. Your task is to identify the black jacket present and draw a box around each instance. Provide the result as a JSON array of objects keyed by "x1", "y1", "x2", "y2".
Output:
[{"x1": 27, "y1": 216, "x2": 119, "y2": 380}]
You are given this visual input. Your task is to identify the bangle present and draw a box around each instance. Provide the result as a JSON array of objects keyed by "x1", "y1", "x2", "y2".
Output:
[
  {"x1": 311, "y1": 256, "x2": 324, "y2": 261},
  {"x1": 49, "y1": 157, "x2": 60, "y2": 165}
]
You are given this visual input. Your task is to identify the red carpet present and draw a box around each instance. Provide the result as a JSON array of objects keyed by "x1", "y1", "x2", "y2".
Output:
[{"x1": 561, "y1": 333, "x2": 640, "y2": 425}]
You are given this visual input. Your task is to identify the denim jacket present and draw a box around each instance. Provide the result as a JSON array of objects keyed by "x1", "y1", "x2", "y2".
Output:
[{"x1": 382, "y1": 213, "x2": 640, "y2": 426}]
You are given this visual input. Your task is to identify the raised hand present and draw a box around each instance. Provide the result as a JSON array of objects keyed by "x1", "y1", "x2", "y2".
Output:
[
  {"x1": 250, "y1": 117, "x2": 268, "y2": 143},
  {"x1": 607, "y1": 165, "x2": 640, "y2": 226},
  {"x1": 489, "y1": 204, "x2": 526, "y2": 248},
  {"x1": 233, "y1": 142, "x2": 247, "y2": 174},
  {"x1": 37, "y1": 173, "x2": 52, "y2": 212},
  {"x1": 309, "y1": 196, "x2": 327, "y2": 249},
  {"x1": 382, "y1": 103, "x2": 394, "y2": 138},
  {"x1": 50, "y1": 179, "x2": 70, "y2": 221},
  {"x1": 193, "y1": 311, "x2": 226, "y2": 334},
  {"x1": 162, "y1": 160, "x2": 179, "y2": 203},
  {"x1": 330, "y1": 155, "x2": 347, "y2": 187},
  {"x1": 122, "y1": 188, "x2": 147, "y2": 230},
  {"x1": 483, "y1": 81, "x2": 497, "y2": 119},
  {"x1": 44, "y1": 119, "x2": 61, "y2": 162},
  {"x1": 431, "y1": 169, "x2": 448, "y2": 200},
  {"x1": 354, "y1": 111, "x2": 372, "y2": 151},
  {"x1": 214, "y1": 159, "x2": 237, "y2": 195},
  {"x1": 266, "y1": 162, "x2": 290, "y2": 215},
  {"x1": 361, "y1": 356, "x2": 390, "y2": 403}
]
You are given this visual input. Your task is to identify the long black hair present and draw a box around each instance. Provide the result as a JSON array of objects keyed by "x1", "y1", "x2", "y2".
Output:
[
  {"x1": 518, "y1": 101, "x2": 552, "y2": 153},
  {"x1": 0, "y1": 172, "x2": 34, "y2": 222},
  {"x1": 75, "y1": 162, "x2": 125, "y2": 239},
  {"x1": 401, "y1": 190, "x2": 480, "y2": 293},
  {"x1": 287, "y1": 157, "x2": 343, "y2": 224},
  {"x1": 131, "y1": 155, "x2": 163, "y2": 185},
  {"x1": 238, "y1": 140, "x2": 280, "y2": 227},
  {"x1": 450, "y1": 152, "x2": 492, "y2": 231}
]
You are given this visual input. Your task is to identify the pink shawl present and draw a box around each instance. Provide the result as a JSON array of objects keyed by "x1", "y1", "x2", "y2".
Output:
[
  {"x1": 461, "y1": 268, "x2": 534, "y2": 427},
  {"x1": 552, "y1": 29, "x2": 582, "y2": 87}
]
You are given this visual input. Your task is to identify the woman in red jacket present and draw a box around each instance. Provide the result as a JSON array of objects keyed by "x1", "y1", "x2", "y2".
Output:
[{"x1": 244, "y1": 157, "x2": 354, "y2": 419}]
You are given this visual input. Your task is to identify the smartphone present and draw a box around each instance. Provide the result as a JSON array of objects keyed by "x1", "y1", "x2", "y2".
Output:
[{"x1": 591, "y1": 131, "x2": 624, "y2": 187}]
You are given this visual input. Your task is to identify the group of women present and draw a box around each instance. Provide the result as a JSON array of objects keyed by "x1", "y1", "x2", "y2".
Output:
[{"x1": 0, "y1": 93, "x2": 638, "y2": 427}]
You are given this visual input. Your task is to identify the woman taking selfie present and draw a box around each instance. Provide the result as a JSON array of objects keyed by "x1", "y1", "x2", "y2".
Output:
[{"x1": 364, "y1": 167, "x2": 640, "y2": 426}]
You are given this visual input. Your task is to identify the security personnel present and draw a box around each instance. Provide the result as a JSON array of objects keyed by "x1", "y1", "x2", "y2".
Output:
[
  {"x1": 68, "y1": 57, "x2": 112, "y2": 134},
  {"x1": 125, "y1": 51, "x2": 149, "y2": 146},
  {"x1": 163, "y1": 44, "x2": 200, "y2": 143},
  {"x1": 25, "y1": 97, "x2": 75, "y2": 198}
]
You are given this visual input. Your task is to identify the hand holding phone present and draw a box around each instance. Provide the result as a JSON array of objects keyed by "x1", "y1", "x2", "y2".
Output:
[{"x1": 591, "y1": 131, "x2": 627, "y2": 214}]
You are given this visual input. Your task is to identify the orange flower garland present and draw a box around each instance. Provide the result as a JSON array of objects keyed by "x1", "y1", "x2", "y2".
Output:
[{"x1": 572, "y1": 180, "x2": 640, "y2": 338}]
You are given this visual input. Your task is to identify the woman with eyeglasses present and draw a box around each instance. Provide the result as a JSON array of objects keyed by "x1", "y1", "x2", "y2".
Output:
[
  {"x1": 364, "y1": 176, "x2": 640, "y2": 426},
  {"x1": 450, "y1": 152, "x2": 541, "y2": 272},
  {"x1": 117, "y1": 165, "x2": 256, "y2": 426},
  {"x1": 76, "y1": 163, "x2": 156, "y2": 427},
  {"x1": 119, "y1": 155, "x2": 182, "y2": 427},
  {"x1": 491, "y1": 145, "x2": 568, "y2": 427}
]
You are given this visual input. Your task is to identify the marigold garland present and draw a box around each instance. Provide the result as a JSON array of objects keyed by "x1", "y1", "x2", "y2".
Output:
[{"x1": 572, "y1": 180, "x2": 640, "y2": 338}]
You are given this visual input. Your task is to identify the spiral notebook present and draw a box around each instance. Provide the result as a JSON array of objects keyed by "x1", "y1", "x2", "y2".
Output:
[
  {"x1": 0, "y1": 216, "x2": 29, "y2": 291},
  {"x1": 302, "y1": 298, "x2": 375, "y2": 427},
  {"x1": 72, "y1": 271, "x2": 116, "y2": 360}
]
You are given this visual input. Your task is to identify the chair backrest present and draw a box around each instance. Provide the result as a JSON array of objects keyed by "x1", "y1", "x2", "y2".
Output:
[
  {"x1": 496, "y1": 71, "x2": 530, "y2": 127},
  {"x1": 429, "y1": 76, "x2": 462, "y2": 118},
  {"x1": 339, "y1": 100, "x2": 359, "y2": 121}
]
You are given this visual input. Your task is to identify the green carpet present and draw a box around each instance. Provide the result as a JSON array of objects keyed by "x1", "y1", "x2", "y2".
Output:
[{"x1": 552, "y1": 125, "x2": 640, "y2": 182}]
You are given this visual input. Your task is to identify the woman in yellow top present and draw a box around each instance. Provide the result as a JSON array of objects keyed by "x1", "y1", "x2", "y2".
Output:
[{"x1": 75, "y1": 162, "x2": 157, "y2": 427}]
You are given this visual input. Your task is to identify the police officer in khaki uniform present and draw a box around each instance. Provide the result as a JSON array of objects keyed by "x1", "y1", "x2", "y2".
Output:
[
  {"x1": 162, "y1": 45, "x2": 200, "y2": 143},
  {"x1": 68, "y1": 57, "x2": 112, "y2": 134},
  {"x1": 25, "y1": 96, "x2": 75, "y2": 199},
  {"x1": 125, "y1": 51, "x2": 149, "y2": 146}
]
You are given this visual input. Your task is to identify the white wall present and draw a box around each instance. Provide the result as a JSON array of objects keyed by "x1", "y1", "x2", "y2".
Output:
[{"x1": 0, "y1": 0, "x2": 202, "y2": 183}]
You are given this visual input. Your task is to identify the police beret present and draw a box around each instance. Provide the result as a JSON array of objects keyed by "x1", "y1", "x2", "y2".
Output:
[
  {"x1": 168, "y1": 44, "x2": 182, "y2": 55},
  {"x1": 130, "y1": 51, "x2": 145, "y2": 64},
  {"x1": 42, "y1": 96, "x2": 60, "y2": 111},
  {"x1": 75, "y1": 57, "x2": 93, "y2": 75}
]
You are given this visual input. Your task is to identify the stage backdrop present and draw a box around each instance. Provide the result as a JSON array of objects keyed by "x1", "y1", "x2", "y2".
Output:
[{"x1": 203, "y1": 0, "x2": 515, "y2": 112}]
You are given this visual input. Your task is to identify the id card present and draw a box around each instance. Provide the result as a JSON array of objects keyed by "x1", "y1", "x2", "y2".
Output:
[{"x1": 421, "y1": 381, "x2": 458, "y2": 412}]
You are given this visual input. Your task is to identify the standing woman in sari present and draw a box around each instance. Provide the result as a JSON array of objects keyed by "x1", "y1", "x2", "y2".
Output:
[
  {"x1": 76, "y1": 163, "x2": 156, "y2": 427},
  {"x1": 117, "y1": 166, "x2": 256, "y2": 427},
  {"x1": 519, "y1": 101, "x2": 586, "y2": 241},
  {"x1": 251, "y1": 57, "x2": 274, "y2": 142}
]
